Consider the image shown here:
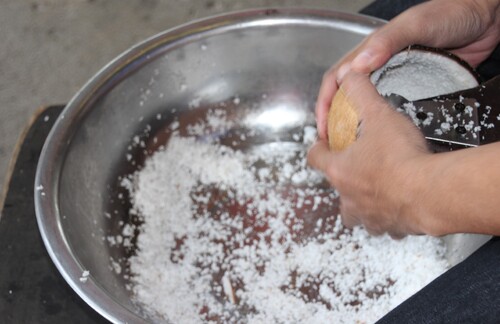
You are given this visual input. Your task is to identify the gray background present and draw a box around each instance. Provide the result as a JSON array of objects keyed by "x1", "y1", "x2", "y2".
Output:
[{"x1": 0, "y1": 0, "x2": 372, "y2": 203}]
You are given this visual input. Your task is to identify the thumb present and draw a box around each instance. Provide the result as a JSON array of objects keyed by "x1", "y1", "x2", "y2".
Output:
[
  {"x1": 349, "y1": 3, "x2": 432, "y2": 74},
  {"x1": 339, "y1": 71, "x2": 389, "y2": 120},
  {"x1": 340, "y1": 71, "x2": 427, "y2": 150}
]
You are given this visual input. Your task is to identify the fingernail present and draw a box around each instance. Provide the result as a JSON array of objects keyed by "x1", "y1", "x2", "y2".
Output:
[
  {"x1": 351, "y1": 50, "x2": 374, "y2": 71},
  {"x1": 336, "y1": 63, "x2": 351, "y2": 84}
]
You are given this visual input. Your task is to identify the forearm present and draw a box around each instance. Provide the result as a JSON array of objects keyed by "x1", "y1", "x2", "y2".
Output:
[{"x1": 409, "y1": 142, "x2": 500, "y2": 236}]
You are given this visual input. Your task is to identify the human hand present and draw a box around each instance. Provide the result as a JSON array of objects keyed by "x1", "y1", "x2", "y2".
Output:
[
  {"x1": 308, "y1": 71, "x2": 432, "y2": 238},
  {"x1": 316, "y1": 0, "x2": 500, "y2": 140}
]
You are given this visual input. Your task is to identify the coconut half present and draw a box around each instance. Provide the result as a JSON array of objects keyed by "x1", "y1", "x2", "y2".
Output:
[
  {"x1": 328, "y1": 47, "x2": 480, "y2": 151},
  {"x1": 371, "y1": 47, "x2": 480, "y2": 100}
]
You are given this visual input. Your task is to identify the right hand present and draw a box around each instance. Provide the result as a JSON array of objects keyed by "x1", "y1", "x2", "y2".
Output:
[
  {"x1": 308, "y1": 71, "x2": 431, "y2": 238},
  {"x1": 316, "y1": 0, "x2": 500, "y2": 140}
]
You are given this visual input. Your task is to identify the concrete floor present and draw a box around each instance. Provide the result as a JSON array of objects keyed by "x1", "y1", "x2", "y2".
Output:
[{"x1": 0, "y1": 0, "x2": 372, "y2": 205}]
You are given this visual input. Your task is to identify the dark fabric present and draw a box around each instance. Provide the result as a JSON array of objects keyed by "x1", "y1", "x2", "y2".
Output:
[
  {"x1": 377, "y1": 237, "x2": 500, "y2": 323},
  {"x1": 477, "y1": 45, "x2": 500, "y2": 81},
  {"x1": 360, "y1": 0, "x2": 429, "y2": 21},
  {"x1": 0, "y1": 106, "x2": 107, "y2": 323}
]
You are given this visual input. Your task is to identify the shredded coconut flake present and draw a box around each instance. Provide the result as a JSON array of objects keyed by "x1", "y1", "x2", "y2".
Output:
[
  {"x1": 80, "y1": 270, "x2": 90, "y2": 283},
  {"x1": 116, "y1": 111, "x2": 449, "y2": 323}
]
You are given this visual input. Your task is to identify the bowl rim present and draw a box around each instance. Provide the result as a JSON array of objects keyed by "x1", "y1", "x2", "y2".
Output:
[{"x1": 34, "y1": 7, "x2": 385, "y2": 323}]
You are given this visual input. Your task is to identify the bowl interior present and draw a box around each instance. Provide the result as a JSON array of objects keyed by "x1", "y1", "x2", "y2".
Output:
[{"x1": 35, "y1": 9, "x2": 490, "y2": 323}]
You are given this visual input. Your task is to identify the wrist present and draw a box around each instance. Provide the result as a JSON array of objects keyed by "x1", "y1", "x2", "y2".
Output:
[{"x1": 399, "y1": 153, "x2": 448, "y2": 236}]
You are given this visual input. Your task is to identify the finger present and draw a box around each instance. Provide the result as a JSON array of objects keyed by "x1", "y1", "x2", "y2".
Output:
[
  {"x1": 336, "y1": 1, "x2": 485, "y2": 82},
  {"x1": 347, "y1": 2, "x2": 456, "y2": 75},
  {"x1": 365, "y1": 226, "x2": 385, "y2": 237},
  {"x1": 389, "y1": 232, "x2": 407, "y2": 240},
  {"x1": 339, "y1": 71, "x2": 390, "y2": 122},
  {"x1": 307, "y1": 140, "x2": 335, "y2": 173},
  {"x1": 351, "y1": 0, "x2": 488, "y2": 74},
  {"x1": 314, "y1": 12, "x2": 409, "y2": 141},
  {"x1": 316, "y1": 67, "x2": 339, "y2": 140},
  {"x1": 340, "y1": 213, "x2": 361, "y2": 229},
  {"x1": 307, "y1": 139, "x2": 347, "y2": 188},
  {"x1": 339, "y1": 199, "x2": 361, "y2": 229},
  {"x1": 349, "y1": 36, "x2": 394, "y2": 74},
  {"x1": 383, "y1": 0, "x2": 489, "y2": 50},
  {"x1": 335, "y1": 21, "x2": 414, "y2": 77}
]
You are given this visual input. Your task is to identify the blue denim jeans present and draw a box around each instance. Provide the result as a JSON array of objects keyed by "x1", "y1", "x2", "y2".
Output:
[{"x1": 359, "y1": 1, "x2": 500, "y2": 322}]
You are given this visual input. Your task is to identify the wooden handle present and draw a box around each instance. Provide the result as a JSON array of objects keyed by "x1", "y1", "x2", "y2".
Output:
[{"x1": 327, "y1": 88, "x2": 359, "y2": 151}]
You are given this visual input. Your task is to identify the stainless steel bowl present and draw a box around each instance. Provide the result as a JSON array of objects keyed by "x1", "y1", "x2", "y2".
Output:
[{"x1": 34, "y1": 8, "x2": 489, "y2": 323}]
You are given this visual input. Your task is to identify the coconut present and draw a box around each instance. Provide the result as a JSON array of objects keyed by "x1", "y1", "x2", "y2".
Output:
[{"x1": 328, "y1": 47, "x2": 480, "y2": 151}]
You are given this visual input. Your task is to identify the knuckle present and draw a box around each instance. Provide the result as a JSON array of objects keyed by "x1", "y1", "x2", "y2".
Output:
[
  {"x1": 389, "y1": 232, "x2": 406, "y2": 240},
  {"x1": 367, "y1": 33, "x2": 392, "y2": 51}
]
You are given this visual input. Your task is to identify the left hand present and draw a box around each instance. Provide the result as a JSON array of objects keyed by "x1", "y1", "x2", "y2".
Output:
[
  {"x1": 315, "y1": 0, "x2": 500, "y2": 141},
  {"x1": 307, "y1": 71, "x2": 432, "y2": 238}
]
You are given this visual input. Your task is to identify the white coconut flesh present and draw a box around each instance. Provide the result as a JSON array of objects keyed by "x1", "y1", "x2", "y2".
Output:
[{"x1": 370, "y1": 49, "x2": 479, "y2": 100}]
